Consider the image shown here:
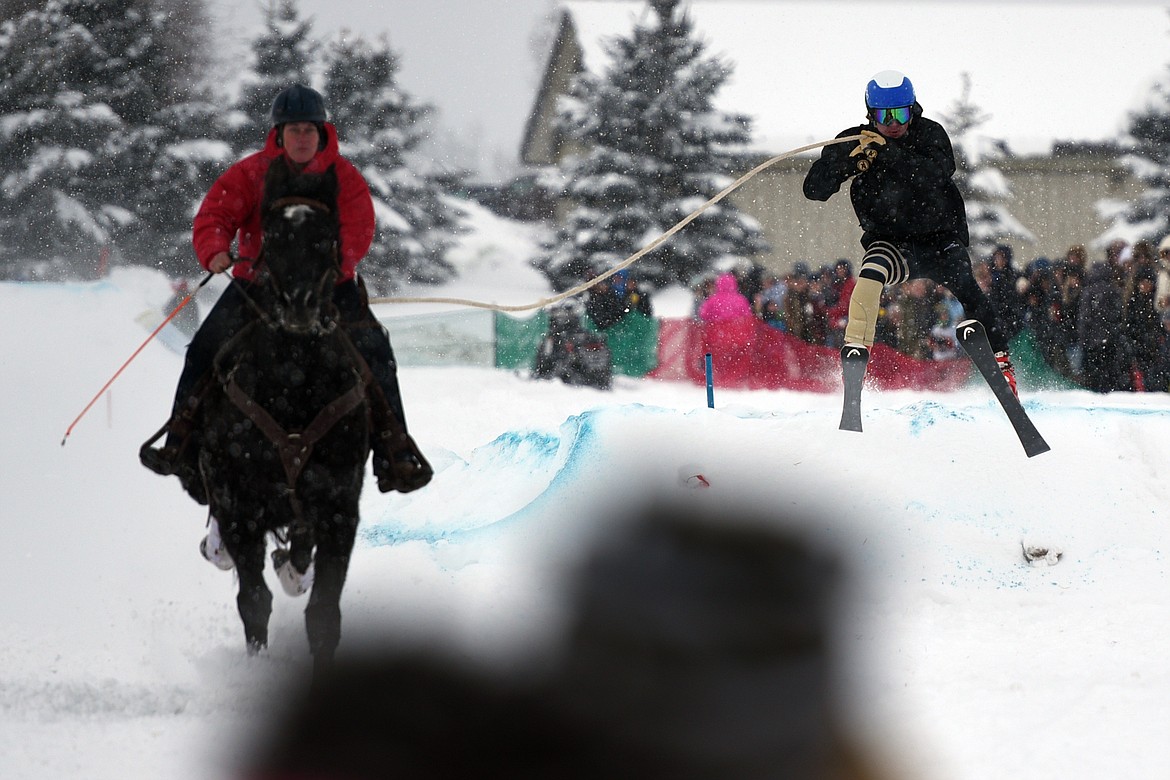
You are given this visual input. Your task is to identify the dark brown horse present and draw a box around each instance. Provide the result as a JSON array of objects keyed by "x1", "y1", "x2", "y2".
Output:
[{"x1": 197, "y1": 162, "x2": 370, "y2": 677}]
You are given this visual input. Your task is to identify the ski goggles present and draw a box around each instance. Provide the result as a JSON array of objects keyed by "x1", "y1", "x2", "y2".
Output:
[{"x1": 872, "y1": 106, "x2": 912, "y2": 126}]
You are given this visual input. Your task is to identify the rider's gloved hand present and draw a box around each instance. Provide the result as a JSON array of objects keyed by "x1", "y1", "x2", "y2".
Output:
[
  {"x1": 849, "y1": 130, "x2": 886, "y2": 172},
  {"x1": 208, "y1": 251, "x2": 233, "y2": 273},
  {"x1": 849, "y1": 130, "x2": 887, "y2": 157}
]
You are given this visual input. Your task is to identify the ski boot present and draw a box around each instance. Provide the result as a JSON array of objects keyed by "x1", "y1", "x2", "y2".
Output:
[{"x1": 995, "y1": 351, "x2": 1017, "y2": 398}]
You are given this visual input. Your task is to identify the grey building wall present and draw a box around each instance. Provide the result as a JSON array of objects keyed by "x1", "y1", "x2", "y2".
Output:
[{"x1": 725, "y1": 155, "x2": 1145, "y2": 274}]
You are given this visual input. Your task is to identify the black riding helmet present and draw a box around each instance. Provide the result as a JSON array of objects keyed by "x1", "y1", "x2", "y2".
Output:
[{"x1": 270, "y1": 84, "x2": 328, "y2": 151}]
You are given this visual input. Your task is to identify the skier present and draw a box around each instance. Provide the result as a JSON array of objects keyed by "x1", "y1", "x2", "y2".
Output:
[
  {"x1": 803, "y1": 70, "x2": 1017, "y2": 396},
  {"x1": 140, "y1": 84, "x2": 432, "y2": 509}
]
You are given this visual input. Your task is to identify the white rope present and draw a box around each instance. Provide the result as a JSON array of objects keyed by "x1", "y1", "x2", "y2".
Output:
[{"x1": 369, "y1": 134, "x2": 862, "y2": 312}]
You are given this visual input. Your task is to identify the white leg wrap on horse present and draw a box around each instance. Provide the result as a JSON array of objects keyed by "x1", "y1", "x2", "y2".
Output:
[
  {"x1": 201, "y1": 516, "x2": 235, "y2": 571},
  {"x1": 207, "y1": 515, "x2": 224, "y2": 548},
  {"x1": 273, "y1": 548, "x2": 314, "y2": 597},
  {"x1": 845, "y1": 276, "x2": 885, "y2": 348}
]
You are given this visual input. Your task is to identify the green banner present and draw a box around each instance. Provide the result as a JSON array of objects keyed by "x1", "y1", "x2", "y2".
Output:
[
  {"x1": 493, "y1": 311, "x2": 549, "y2": 370},
  {"x1": 493, "y1": 310, "x2": 659, "y2": 376},
  {"x1": 1008, "y1": 329, "x2": 1081, "y2": 391},
  {"x1": 586, "y1": 311, "x2": 659, "y2": 377}
]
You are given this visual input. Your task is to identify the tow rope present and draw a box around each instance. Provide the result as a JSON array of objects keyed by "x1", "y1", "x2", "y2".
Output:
[{"x1": 368, "y1": 134, "x2": 862, "y2": 312}]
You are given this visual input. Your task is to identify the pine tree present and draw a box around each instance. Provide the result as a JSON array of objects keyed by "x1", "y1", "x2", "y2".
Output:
[
  {"x1": 232, "y1": 0, "x2": 317, "y2": 149},
  {"x1": 95, "y1": 100, "x2": 235, "y2": 275},
  {"x1": 79, "y1": 0, "x2": 231, "y2": 275},
  {"x1": 1099, "y1": 68, "x2": 1170, "y2": 245},
  {"x1": 0, "y1": 3, "x2": 123, "y2": 277},
  {"x1": 323, "y1": 34, "x2": 461, "y2": 293},
  {"x1": 939, "y1": 73, "x2": 1035, "y2": 259},
  {"x1": 538, "y1": 0, "x2": 767, "y2": 290},
  {"x1": 0, "y1": 0, "x2": 227, "y2": 278}
]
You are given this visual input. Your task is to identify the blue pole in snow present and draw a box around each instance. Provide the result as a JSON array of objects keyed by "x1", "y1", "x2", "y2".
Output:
[{"x1": 705, "y1": 353, "x2": 714, "y2": 408}]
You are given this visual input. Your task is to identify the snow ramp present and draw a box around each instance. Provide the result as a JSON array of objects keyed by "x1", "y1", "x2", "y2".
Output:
[{"x1": 358, "y1": 402, "x2": 775, "y2": 550}]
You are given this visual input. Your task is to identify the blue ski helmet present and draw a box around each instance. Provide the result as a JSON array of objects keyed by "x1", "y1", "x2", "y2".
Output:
[{"x1": 865, "y1": 70, "x2": 915, "y2": 109}]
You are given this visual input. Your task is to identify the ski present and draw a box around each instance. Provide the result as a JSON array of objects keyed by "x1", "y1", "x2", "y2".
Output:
[
  {"x1": 956, "y1": 319, "x2": 1050, "y2": 458},
  {"x1": 839, "y1": 344, "x2": 869, "y2": 432}
]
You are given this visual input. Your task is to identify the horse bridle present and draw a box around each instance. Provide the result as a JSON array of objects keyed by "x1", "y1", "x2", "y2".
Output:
[{"x1": 236, "y1": 195, "x2": 342, "y2": 331}]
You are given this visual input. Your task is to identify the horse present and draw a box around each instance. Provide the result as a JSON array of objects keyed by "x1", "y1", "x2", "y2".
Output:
[{"x1": 194, "y1": 161, "x2": 370, "y2": 677}]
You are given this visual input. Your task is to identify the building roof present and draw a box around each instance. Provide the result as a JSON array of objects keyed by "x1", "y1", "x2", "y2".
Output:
[{"x1": 532, "y1": 0, "x2": 1170, "y2": 159}]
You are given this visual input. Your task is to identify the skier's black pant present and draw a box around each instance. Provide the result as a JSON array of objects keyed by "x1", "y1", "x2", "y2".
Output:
[
  {"x1": 172, "y1": 278, "x2": 407, "y2": 429},
  {"x1": 859, "y1": 237, "x2": 1010, "y2": 354}
]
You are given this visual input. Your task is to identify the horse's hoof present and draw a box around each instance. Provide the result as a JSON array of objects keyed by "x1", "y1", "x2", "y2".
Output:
[{"x1": 272, "y1": 548, "x2": 314, "y2": 597}]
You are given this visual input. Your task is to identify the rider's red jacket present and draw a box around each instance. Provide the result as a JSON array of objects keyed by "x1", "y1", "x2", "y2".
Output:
[{"x1": 192, "y1": 123, "x2": 375, "y2": 283}]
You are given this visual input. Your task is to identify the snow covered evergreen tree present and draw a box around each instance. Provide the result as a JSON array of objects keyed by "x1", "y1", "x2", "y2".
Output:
[
  {"x1": 1098, "y1": 65, "x2": 1170, "y2": 245},
  {"x1": 939, "y1": 73, "x2": 1035, "y2": 260},
  {"x1": 79, "y1": 0, "x2": 231, "y2": 275},
  {"x1": 231, "y1": 0, "x2": 317, "y2": 150},
  {"x1": 323, "y1": 34, "x2": 461, "y2": 293},
  {"x1": 0, "y1": 3, "x2": 122, "y2": 278},
  {"x1": 95, "y1": 100, "x2": 235, "y2": 275},
  {"x1": 0, "y1": 0, "x2": 226, "y2": 278},
  {"x1": 538, "y1": 0, "x2": 767, "y2": 290}
]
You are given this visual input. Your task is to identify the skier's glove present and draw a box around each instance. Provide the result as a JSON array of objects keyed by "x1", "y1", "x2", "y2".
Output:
[{"x1": 849, "y1": 130, "x2": 886, "y2": 172}]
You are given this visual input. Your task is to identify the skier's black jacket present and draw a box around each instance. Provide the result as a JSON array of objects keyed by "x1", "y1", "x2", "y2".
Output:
[{"x1": 803, "y1": 103, "x2": 969, "y2": 248}]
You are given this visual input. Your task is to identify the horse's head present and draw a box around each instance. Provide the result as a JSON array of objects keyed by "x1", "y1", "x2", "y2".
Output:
[{"x1": 259, "y1": 162, "x2": 342, "y2": 334}]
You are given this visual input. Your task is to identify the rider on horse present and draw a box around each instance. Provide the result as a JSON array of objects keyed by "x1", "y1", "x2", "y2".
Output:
[{"x1": 141, "y1": 83, "x2": 431, "y2": 498}]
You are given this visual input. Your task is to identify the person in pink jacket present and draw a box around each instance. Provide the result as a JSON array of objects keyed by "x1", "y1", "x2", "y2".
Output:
[
  {"x1": 699, "y1": 273, "x2": 753, "y2": 321},
  {"x1": 698, "y1": 272, "x2": 755, "y2": 385}
]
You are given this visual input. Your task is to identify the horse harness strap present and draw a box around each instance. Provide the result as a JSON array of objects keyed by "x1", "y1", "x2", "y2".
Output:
[{"x1": 223, "y1": 376, "x2": 367, "y2": 492}]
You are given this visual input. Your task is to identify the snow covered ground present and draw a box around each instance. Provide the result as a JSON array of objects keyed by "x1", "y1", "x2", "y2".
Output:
[{"x1": 4, "y1": 231, "x2": 1170, "y2": 776}]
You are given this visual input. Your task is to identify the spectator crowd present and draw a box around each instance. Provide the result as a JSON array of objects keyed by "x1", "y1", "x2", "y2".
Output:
[{"x1": 689, "y1": 238, "x2": 1170, "y2": 393}]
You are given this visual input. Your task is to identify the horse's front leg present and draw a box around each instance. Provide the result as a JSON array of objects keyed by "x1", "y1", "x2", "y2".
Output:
[
  {"x1": 304, "y1": 508, "x2": 358, "y2": 677},
  {"x1": 223, "y1": 519, "x2": 272, "y2": 654}
]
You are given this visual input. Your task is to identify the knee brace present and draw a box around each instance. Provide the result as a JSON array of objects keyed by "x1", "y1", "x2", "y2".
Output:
[
  {"x1": 845, "y1": 276, "x2": 884, "y2": 347},
  {"x1": 844, "y1": 242, "x2": 909, "y2": 348}
]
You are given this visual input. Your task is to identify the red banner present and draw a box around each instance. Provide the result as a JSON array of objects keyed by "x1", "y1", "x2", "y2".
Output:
[{"x1": 647, "y1": 317, "x2": 971, "y2": 392}]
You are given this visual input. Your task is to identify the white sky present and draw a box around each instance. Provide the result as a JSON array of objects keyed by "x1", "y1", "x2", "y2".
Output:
[{"x1": 210, "y1": 0, "x2": 560, "y2": 176}]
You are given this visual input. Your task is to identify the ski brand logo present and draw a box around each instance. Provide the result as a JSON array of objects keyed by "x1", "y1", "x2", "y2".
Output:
[
  {"x1": 960, "y1": 325, "x2": 977, "y2": 340},
  {"x1": 845, "y1": 347, "x2": 864, "y2": 358}
]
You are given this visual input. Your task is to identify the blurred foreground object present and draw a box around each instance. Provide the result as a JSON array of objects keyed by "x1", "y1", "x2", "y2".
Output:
[{"x1": 240, "y1": 502, "x2": 888, "y2": 779}]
